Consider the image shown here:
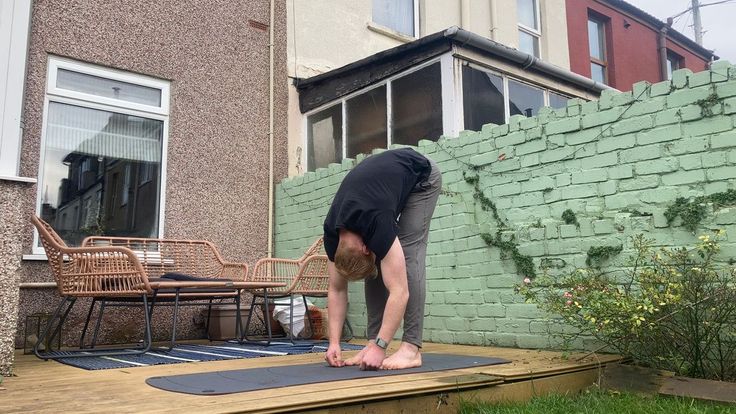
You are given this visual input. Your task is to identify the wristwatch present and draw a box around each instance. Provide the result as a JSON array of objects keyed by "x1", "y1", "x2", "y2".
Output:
[{"x1": 374, "y1": 337, "x2": 389, "y2": 350}]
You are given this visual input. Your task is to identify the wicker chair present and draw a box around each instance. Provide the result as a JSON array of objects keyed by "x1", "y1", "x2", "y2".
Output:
[
  {"x1": 80, "y1": 235, "x2": 250, "y2": 349},
  {"x1": 31, "y1": 215, "x2": 252, "y2": 358},
  {"x1": 31, "y1": 215, "x2": 154, "y2": 359},
  {"x1": 246, "y1": 238, "x2": 352, "y2": 342}
]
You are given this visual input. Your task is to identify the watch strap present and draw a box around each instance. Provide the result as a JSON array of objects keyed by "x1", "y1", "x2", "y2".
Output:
[{"x1": 374, "y1": 337, "x2": 389, "y2": 350}]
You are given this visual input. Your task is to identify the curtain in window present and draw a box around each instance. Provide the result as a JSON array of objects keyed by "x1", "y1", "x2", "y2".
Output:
[{"x1": 373, "y1": 0, "x2": 414, "y2": 36}]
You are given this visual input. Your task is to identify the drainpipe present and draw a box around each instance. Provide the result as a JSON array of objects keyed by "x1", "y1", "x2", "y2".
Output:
[
  {"x1": 658, "y1": 23, "x2": 670, "y2": 81},
  {"x1": 267, "y1": 0, "x2": 275, "y2": 258},
  {"x1": 489, "y1": 0, "x2": 498, "y2": 41},
  {"x1": 461, "y1": 0, "x2": 471, "y2": 29}
]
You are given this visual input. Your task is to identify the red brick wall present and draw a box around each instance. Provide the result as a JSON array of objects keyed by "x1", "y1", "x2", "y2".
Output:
[{"x1": 566, "y1": 0, "x2": 711, "y2": 90}]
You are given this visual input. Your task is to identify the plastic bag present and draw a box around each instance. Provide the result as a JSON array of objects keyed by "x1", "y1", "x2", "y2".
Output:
[{"x1": 272, "y1": 296, "x2": 313, "y2": 338}]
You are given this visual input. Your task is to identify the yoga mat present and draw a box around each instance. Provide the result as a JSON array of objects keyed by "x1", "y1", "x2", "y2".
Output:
[{"x1": 146, "y1": 353, "x2": 510, "y2": 395}]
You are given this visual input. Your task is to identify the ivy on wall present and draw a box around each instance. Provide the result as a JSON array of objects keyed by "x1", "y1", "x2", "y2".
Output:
[{"x1": 665, "y1": 190, "x2": 736, "y2": 232}]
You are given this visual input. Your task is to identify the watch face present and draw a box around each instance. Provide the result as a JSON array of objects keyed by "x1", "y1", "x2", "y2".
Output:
[{"x1": 375, "y1": 338, "x2": 388, "y2": 349}]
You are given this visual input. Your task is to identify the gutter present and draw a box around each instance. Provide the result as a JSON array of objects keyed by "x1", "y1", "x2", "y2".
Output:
[{"x1": 444, "y1": 26, "x2": 612, "y2": 93}]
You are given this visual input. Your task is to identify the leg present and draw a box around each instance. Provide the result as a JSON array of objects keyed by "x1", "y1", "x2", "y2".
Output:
[
  {"x1": 242, "y1": 294, "x2": 258, "y2": 342},
  {"x1": 79, "y1": 298, "x2": 97, "y2": 349},
  {"x1": 34, "y1": 297, "x2": 73, "y2": 359},
  {"x1": 383, "y1": 159, "x2": 441, "y2": 369},
  {"x1": 205, "y1": 298, "x2": 214, "y2": 341},
  {"x1": 91, "y1": 299, "x2": 107, "y2": 349}
]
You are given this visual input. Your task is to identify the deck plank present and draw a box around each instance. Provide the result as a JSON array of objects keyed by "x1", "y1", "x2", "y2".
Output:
[{"x1": 2, "y1": 341, "x2": 622, "y2": 413}]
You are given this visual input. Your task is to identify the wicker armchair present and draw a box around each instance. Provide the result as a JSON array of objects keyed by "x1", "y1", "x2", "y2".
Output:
[
  {"x1": 81, "y1": 235, "x2": 250, "y2": 349},
  {"x1": 31, "y1": 215, "x2": 256, "y2": 359},
  {"x1": 31, "y1": 215, "x2": 154, "y2": 359},
  {"x1": 246, "y1": 238, "x2": 352, "y2": 342}
]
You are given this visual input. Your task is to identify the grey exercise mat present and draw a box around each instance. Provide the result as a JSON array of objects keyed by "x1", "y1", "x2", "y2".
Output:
[{"x1": 146, "y1": 353, "x2": 510, "y2": 395}]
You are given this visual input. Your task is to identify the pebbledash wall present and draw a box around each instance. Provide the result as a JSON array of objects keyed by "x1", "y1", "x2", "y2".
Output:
[{"x1": 274, "y1": 61, "x2": 736, "y2": 349}]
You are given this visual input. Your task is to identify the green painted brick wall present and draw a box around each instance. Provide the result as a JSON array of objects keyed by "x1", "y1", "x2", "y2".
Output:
[{"x1": 274, "y1": 63, "x2": 736, "y2": 350}]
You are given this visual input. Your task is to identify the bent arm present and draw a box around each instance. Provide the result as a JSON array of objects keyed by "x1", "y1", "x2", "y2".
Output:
[
  {"x1": 375, "y1": 237, "x2": 409, "y2": 344},
  {"x1": 327, "y1": 260, "x2": 348, "y2": 346}
]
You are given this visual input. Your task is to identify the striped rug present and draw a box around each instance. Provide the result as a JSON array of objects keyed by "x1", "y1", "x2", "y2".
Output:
[{"x1": 52, "y1": 341, "x2": 364, "y2": 370}]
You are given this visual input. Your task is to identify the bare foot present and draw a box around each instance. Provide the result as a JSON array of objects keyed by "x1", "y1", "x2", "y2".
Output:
[
  {"x1": 344, "y1": 345, "x2": 369, "y2": 366},
  {"x1": 380, "y1": 342, "x2": 422, "y2": 370}
]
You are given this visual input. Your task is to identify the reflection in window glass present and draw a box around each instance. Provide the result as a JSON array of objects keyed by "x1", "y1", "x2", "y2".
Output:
[
  {"x1": 509, "y1": 79, "x2": 544, "y2": 117},
  {"x1": 587, "y1": 19, "x2": 605, "y2": 60},
  {"x1": 549, "y1": 92, "x2": 569, "y2": 109},
  {"x1": 373, "y1": 0, "x2": 415, "y2": 36},
  {"x1": 518, "y1": 30, "x2": 540, "y2": 57},
  {"x1": 591, "y1": 63, "x2": 606, "y2": 84},
  {"x1": 392, "y1": 63, "x2": 443, "y2": 146},
  {"x1": 57, "y1": 69, "x2": 162, "y2": 107},
  {"x1": 307, "y1": 104, "x2": 343, "y2": 171},
  {"x1": 666, "y1": 50, "x2": 683, "y2": 80},
  {"x1": 462, "y1": 65, "x2": 505, "y2": 131},
  {"x1": 40, "y1": 102, "x2": 163, "y2": 245},
  {"x1": 347, "y1": 86, "x2": 387, "y2": 158},
  {"x1": 517, "y1": 0, "x2": 538, "y2": 29}
]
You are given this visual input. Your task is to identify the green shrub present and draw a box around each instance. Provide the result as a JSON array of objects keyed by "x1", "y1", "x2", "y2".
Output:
[{"x1": 518, "y1": 230, "x2": 736, "y2": 381}]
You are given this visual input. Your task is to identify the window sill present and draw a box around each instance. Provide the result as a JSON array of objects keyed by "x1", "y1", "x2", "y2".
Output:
[
  {"x1": 23, "y1": 253, "x2": 48, "y2": 261},
  {"x1": 0, "y1": 174, "x2": 37, "y2": 184},
  {"x1": 366, "y1": 22, "x2": 416, "y2": 43}
]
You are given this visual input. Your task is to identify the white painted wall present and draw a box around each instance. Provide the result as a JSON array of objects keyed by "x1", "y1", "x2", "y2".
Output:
[{"x1": 286, "y1": 0, "x2": 572, "y2": 176}]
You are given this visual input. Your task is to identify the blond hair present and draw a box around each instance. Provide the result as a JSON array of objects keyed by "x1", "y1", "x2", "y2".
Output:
[{"x1": 334, "y1": 241, "x2": 378, "y2": 282}]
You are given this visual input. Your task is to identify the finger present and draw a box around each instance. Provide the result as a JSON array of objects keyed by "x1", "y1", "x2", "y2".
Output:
[{"x1": 326, "y1": 353, "x2": 338, "y2": 366}]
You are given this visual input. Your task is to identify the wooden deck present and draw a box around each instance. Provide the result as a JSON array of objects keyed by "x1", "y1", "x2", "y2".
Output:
[{"x1": 2, "y1": 341, "x2": 621, "y2": 413}]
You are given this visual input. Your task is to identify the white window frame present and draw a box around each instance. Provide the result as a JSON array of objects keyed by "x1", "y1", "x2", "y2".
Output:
[
  {"x1": 0, "y1": 0, "x2": 33, "y2": 181},
  {"x1": 31, "y1": 56, "x2": 170, "y2": 255},
  {"x1": 302, "y1": 57, "x2": 443, "y2": 171},
  {"x1": 412, "y1": 0, "x2": 420, "y2": 38},
  {"x1": 47, "y1": 58, "x2": 170, "y2": 116},
  {"x1": 588, "y1": 15, "x2": 608, "y2": 85},
  {"x1": 458, "y1": 61, "x2": 568, "y2": 128},
  {"x1": 517, "y1": 0, "x2": 542, "y2": 58}
]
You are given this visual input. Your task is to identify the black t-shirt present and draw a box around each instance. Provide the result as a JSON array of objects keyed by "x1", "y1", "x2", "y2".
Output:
[{"x1": 323, "y1": 148, "x2": 431, "y2": 262}]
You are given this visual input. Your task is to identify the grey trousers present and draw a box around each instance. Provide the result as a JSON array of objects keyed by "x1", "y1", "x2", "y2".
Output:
[{"x1": 364, "y1": 158, "x2": 442, "y2": 348}]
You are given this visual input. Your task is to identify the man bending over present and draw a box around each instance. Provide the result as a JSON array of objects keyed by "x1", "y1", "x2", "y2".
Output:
[{"x1": 323, "y1": 148, "x2": 441, "y2": 370}]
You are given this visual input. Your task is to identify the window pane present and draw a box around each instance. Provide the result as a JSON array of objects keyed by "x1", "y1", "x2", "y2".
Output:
[
  {"x1": 588, "y1": 19, "x2": 604, "y2": 60},
  {"x1": 591, "y1": 63, "x2": 606, "y2": 84},
  {"x1": 373, "y1": 0, "x2": 415, "y2": 36},
  {"x1": 307, "y1": 104, "x2": 343, "y2": 171},
  {"x1": 346, "y1": 86, "x2": 387, "y2": 158},
  {"x1": 392, "y1": 63, "x2": 443, "y2": 145},
  {"x1": 462, "y1": 65, "x2": 505, "y2": 130},
  {"x1": 549, "y1": 92, "x2": 569, "y2": 109},
  {"x1": 517, "y1": 0, "x2": 538, "y2": 29},
  {"x1": 40, "y1": 102, "x2": 163, "y2": 245},
  {"x1": 509, "y1": 79, "x2": 544, "y2": 118},
  {"x1": 518, "y1": 30, "x2": 540, "y2": 57},
  {"x1": 666, "y1": 51, "x2": 682, "y2": 80},
  {"x1": 57, "y1": 69, "x2": 162, "y2": 107}
]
